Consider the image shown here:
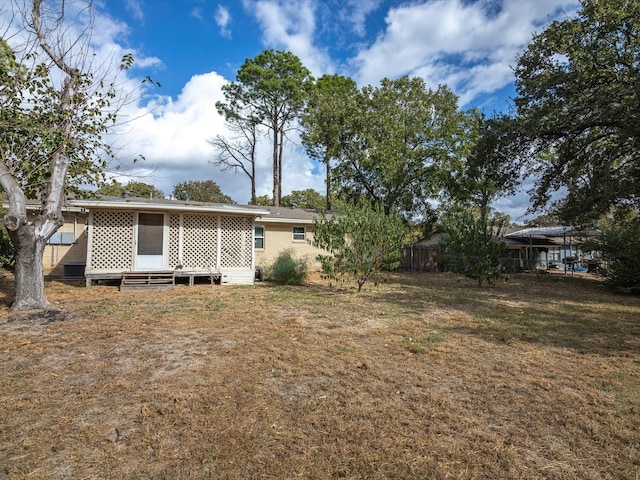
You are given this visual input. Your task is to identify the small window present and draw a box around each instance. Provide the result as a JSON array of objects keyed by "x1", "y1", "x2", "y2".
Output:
[
  {"x1": 254, "y1": 225, "x2": 265, "y2": 249},
  {"x1": 47, "y1": 232, "x2": 76, "y2": 245},
  {"x1": 292, "y1": 226, "x2": 306, "y2": 242}
]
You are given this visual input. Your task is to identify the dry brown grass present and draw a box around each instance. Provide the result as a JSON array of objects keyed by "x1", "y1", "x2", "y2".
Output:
[{"x1": 1, "y1": 271, "x2": 639, "y2": 479}]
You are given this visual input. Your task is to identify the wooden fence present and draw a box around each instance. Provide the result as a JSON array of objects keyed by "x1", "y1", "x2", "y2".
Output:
[{"x1": 399, "y1": 244, "x2": 441, "y2": 272}]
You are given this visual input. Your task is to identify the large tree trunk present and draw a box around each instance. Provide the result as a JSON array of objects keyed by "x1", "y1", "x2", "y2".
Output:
[
  {"x1": 324, "y1": 153, "x2": 332, "y2": 211},
  {"x1": 11, "y1": 229, "x2": 50, "y2": 311}
]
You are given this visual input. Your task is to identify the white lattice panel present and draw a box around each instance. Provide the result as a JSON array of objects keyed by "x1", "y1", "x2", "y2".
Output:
[
  {"x1": 182, "y1": 214, "x2": 217, "y2": 269},
  {"x1": 168, "y1": 214, "x2": 180, "y2": 268},
  {"x1": 90, "y1": 210, "x2": 134, "y2": 270},
  {"x1": 220, "y1": 216, "x2": 252, "y2": 268}
]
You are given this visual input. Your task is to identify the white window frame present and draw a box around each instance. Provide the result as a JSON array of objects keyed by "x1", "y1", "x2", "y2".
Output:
[
  {"x1": 292, "y1": 226, "x2": 306, "y2": 242},
  {"x1": 254, "y1": 225, "x2": 265, "y2": 249}
]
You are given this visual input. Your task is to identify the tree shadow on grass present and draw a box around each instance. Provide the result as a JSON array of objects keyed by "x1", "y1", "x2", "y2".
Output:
[{"x1": 375, "y1": 272, "x2": 640, "y2": 357}]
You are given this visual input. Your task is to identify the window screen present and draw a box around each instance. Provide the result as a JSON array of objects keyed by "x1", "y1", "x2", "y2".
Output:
[
  {"x1": 292, "y1": 226, "x2": 306, "y2": 241},
  {"x1": 137, "y1": 213, "x2": 164, "y2": 255}
]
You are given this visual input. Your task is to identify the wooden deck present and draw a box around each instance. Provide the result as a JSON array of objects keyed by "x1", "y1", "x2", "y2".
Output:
[{"x1": 85, "y1": 270, "x2": 223, "y2": 288}]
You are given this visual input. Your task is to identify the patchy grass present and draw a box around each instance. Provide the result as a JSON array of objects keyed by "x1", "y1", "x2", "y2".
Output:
[{"x1": 1, "y1": 271, "x2": 639, "y2": 479}]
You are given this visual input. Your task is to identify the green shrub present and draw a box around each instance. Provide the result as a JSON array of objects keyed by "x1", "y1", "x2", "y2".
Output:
[
  {"x1": 439, "y1": 209, "x2": 506, "y2": 287},
  {"x1": 313, "y1": 200, "x2": 407, "y2": 292},
  {"x1": 267, "y1": 249, "x2": 308, "y2": 285}
]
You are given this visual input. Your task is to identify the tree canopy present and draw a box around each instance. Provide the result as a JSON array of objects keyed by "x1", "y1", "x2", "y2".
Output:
[
  {"x1": 301, "y1": 74, "x2": 359, "y2": 211},
  {"x1": 442, "y1": 113, "x2": 526, "y2": 223},
  {"x1": 97, "y1": 181, "x2": 164, "y2": 199},
  {"x1": 514, "y1": 0, "x2": 640, "y2": 223},
  {"x1": 281, "y1": 189, "x2": 325, "y2": 210},
  {"x1": 172, "y1": 180, "x2": 234, "y2": 204},
  {"x1": 330, "y1": 76, "x2": 474, "y2": 224}
]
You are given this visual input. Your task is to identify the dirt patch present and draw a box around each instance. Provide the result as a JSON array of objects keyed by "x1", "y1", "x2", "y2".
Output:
[{"x1": 1, "y1": 272, "x2": 639, "y2": 479}]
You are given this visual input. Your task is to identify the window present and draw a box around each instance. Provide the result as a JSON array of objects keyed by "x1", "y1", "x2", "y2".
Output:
[
  {"x1": 292, "y1": 226, "x2": 306, "y2": 242},
  {"x1": 47, "y1": 232, "x2": 76, "y2": 245},
  {"x1": 254, "y1": 225, "x2": 265, "y2": 249}
]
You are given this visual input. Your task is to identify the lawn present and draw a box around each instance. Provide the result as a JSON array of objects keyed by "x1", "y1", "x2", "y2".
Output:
[{"x1": 1, "y1": 271, "x2": 639, "y2": 479}]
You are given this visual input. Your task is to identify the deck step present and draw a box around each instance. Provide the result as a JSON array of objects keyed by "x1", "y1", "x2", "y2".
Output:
[{"x1": 120, "y1": 271, "x2": 175, "y2": 291}]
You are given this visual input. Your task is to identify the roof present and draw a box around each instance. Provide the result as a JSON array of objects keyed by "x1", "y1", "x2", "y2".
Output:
[
  {"x1": 251, "y1": 205, "x2": 326, "y2": 224},
  {"x1": 7, "y1": 196, "x2": 328, "y2": 222},
  {"x1": 505, "y1": 226, "x2": 575, "y2": 238},
  {"x1": 71, "y1": 196, "x2": 270, "y2": 216},
  {"x1": 2, "y1": 199, "x2": 86, "y2": 213}
]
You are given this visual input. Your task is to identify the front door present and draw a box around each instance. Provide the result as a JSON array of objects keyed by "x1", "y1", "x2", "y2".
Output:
[{"x1": 135, "y1": 212, "x2": 165, "y2": 270}]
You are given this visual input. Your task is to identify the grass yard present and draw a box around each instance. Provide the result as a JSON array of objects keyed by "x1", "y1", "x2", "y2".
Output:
[{"x1": 1, "y1": 271, "x2": 639, "y2": 479}]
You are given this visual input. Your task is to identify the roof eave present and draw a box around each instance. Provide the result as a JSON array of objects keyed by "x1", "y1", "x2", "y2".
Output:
[{"x1": 71, "y1": 199, "x2": 270, "y2": 216}]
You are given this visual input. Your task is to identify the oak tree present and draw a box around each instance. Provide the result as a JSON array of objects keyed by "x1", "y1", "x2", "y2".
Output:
[
  {"x1": 97, "y1": 180, "x2": 164, "y2": 199},
  {"x1": 443, "y1": 113, "x2": 526, "y2": 224},
  {"x1": 281, "y1": 189, "x2": 325, "y2": 210},
  {"x1": 514, "y1": 0, "x2": 640, "y2": 222},
  {"x1": 331, "y1": 76, "x2": 474, "y2": 225}
]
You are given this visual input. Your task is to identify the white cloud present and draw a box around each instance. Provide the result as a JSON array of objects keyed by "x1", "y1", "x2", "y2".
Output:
[
  {"x1": 353, "y1": 0, "x2": 579, "y2": 104},
  {"x1": 190, "y1": 7, "x2": 203, "y2": 21},
  {"x1": 247, "y1": 0, "x2": 334, "y2": 76},
  {"x1": 341, "y1": 0, "x2": 383, "y2": 37},
  {"x1": 124, "y1": 0, "x2": 144, "y2": 21},
  {"x1": 215, "y1": 5, "x2": 232, "y2": 38},
  {"x1": 109, "y1": 71, "x2": 324, "y2": 202}
]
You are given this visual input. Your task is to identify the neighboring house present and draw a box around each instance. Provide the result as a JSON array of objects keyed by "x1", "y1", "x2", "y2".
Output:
[
  {"x1": 252, "y1": 206, "x2": 326, "y2": 272},
  {"x1": 402, "y1": 225, "x2": 601, "y2": 273},
  {"x1": 400, "y1": 230, "x2": 446, "y2": 272},
  {"x1": 503, "y1": 226, "x2": 601, "y2": 272}
]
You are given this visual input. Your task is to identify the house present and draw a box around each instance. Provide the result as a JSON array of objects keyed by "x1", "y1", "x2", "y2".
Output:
[
  {"x1": 400, "y1": 230, "x2": 446, "y2": 272},
  {"x1": 4, "y1": 198, "x2": 328, "y2": 285},
  {"x1": 71, "y1": 197, "x2": 270, "y2": 286},
  {"x1": 19, "y1": 202, "x2": 89, "y2": 278}
]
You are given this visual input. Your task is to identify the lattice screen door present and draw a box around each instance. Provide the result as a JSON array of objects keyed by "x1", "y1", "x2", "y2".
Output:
[{"x1": 135, "y1": 212, "x2": 165, "y2": 270}]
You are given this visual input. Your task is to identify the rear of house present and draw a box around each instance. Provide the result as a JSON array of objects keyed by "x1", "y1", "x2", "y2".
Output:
[{"x1": 74, "y1": 197, "x2": 269, "y2": 286}]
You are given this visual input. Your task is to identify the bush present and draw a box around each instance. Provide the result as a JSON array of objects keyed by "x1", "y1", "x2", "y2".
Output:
[
  {"x1": 313, "y1": 200, "x2": 407, "y2": 292},
  {"x1": 440, "y1": 209, "x2": 507, "y2": 287},
  {"x1": 266, "y1": 249, "x2": 308, "y2": 285}
]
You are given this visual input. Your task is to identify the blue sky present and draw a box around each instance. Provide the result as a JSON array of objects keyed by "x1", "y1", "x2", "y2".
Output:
[{"x1": 4, "y1": 0, "x2": 581, "y2": 221}]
